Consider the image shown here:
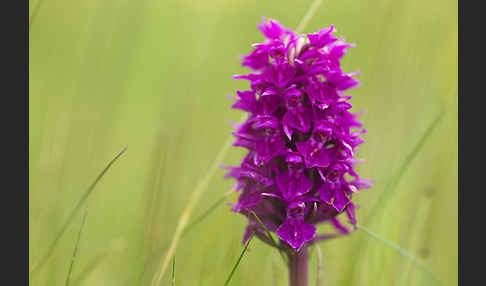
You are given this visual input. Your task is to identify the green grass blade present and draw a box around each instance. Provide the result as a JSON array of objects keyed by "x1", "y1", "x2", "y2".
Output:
[
  {"x1": 71, "y1": 251, "x2": 110, "y2": 286},
  {"x1": 224, "y1": 234, "x2": 254, "y2": 286},
  {"x1": 343, "y1": 111, "x2": 446, "y2": 286},
  {"x1": 150, "y1": 119, "x2": 244, "y2": 286},
  {"x1": 315, "y1": 245, "x2": 323, "y2": 286},
  {"x1": 171, "y1": 256, "x2": 176, "y2": 286},
  {"x1": 356, "y1": 224, "x2": 440, "y2": 285},
  {"x1": 30, "y1": 147, "x2": 127, "y2": 276},
  {"x1": 251, "y1": 212, "x2": 278, "y2": 247},
  {"x1": 364, "y1": 112, "x2": 444, "y2": 225},
  {"x1": 181, "y1": 189, "x2": 234, "y2": 238},
  {"x1": 29, "y1": 0, "x2": 45, "y2": 30},
  {"x1": 251, "y1": 212, "x2": 288, "y2": 264},
  {"x1": 295, "y1": 0, "x2": 323, "y2": 34},
  {"x1": 65, "y1": 210, "x2": 88, "y2": 286}
]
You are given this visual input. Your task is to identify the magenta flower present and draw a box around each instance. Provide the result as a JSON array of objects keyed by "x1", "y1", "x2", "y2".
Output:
[{"x1": 226, "y1": 18, "x2": 371, "y2": 252}]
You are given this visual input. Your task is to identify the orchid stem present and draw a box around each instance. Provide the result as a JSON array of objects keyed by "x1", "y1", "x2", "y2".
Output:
[{"x1": 288, "y1": 246, "x2": 309, "y2": 286}]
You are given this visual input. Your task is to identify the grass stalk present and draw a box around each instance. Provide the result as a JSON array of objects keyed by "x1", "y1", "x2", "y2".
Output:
[
  {"x1": 171, "y1": 256, "x2": 176, "y2": 286},
  {"x1": 295, "y1": 0, "x2": 323, "y2": 34},
  {"x1": 29, "y1": 0, "x2": 45, "y2": 30},
  {"x1": 65, "y1": 210, "x2": 88, "y2": 286},
  {"x1": 30, "y1": 147, "x2": 127, "y2": 277},
  {"x1": 71, "y1": 251, "x2": 110, "y2": 286},
  {"x1": 363, "y1": 112, "x2": 444, "y2": 225},
  {"x1": 181, "y1": 188, "x2": 235, "y2": 238},
  {"x1": 315, "y1": 246, "x2": 323, "y2": 286},
  {"x1": 251, "y1": 212, "x2": 288, "y2": 264},
  {"x1": 224, "y1": 234, "x2": 254, "y2": 286},
  {"x1": 149, "y1": 129, "x2": 240, "y2": 286},
  {"x1": 356, "y1": 224, "x2": 440, "y2": 285}
]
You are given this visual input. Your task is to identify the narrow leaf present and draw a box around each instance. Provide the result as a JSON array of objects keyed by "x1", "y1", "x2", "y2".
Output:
[
  {"x1": 356, "y1": 224, "x2": 440, "y2": 285},
  {"x1": 343, "y1": 111, "x2": 446, "y2": 286},
  {"x1": 181, "y1": 188, "x2": 234, "y2": 238},
  {"x1": 224, "y1": 234, "x2": 254, "y2": 286},
  {"x1": 364, "y1": 112, "x2": 444, "y2": 224},
  {"x1": 29, "y1": 0, "x2": 45, "y2": 30},
  {"x1": 150, "y1": 117, "x2": 244, "y2": 286},
  {"x1": 251, "y1": 212, "x2": 288, "y2": 264},
  {"x1": 71, "y1": 251, "x2": 110, "y2": 286},
  {"x1": 295, "y1": 0, "x2": 324, "y2": 34},
  {"x1": 171, "y1": 256, "x2": 176, "y2": 286},
  {"x1": 315, "y1": 246, "x2": 323, "y2": 286},
  {"x1": 65, "y1": 210, "x2": 88, "y2": 286},
  {"x1": 30, "y1": 147, "x2": 127, "y2": 276}
]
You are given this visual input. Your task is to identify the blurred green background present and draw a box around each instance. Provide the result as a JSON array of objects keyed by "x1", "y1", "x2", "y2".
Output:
[{"x1": 29, "y1": 0, "x2": 457, "y2": 285}]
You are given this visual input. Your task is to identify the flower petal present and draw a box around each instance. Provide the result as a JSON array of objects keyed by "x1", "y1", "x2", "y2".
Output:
[{"x1": 277, "y1": 218, "x2": 316, "y2": 250}]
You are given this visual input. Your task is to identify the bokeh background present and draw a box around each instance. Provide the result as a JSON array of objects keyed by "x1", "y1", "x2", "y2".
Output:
[{"x1": 29, "y1": 0, "x2": 457, "y2": 285}]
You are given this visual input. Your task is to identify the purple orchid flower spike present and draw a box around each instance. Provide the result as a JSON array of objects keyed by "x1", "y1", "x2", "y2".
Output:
[{"x1": 226, "y1": 17, "x2": 371, "y2": 286}]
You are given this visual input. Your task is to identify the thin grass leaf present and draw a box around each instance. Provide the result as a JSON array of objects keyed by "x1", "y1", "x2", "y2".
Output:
[
  {"x1": 71, "y1": 251, "x2": 110, "y2": 286},
  {"x1": 356, "y1": 224, "x2": 441, "y2": 285},
  {"x1": 29, "y1": 0, "x2": 45, "y2": 30},
  {"x1": 149, "y1": 126, "x2": 241, "y2": 286},
  {"x1": 251, "y1": 212, "x2": 288, "y2": 264},
  {"x1": 65, "y1": 210, "x2": 88, "y2": 286},
  {"x1": 250, "y1": 212, "x2": 277, "y2": 246},
  {"x1": 224, "y1": 234, "x2": 254, "y2": 286},
  {"x1": 30, "y1": 147, "x2": 127, "y2": 276},
  {"x1": 295, "y1": 0, "x2": 323, "y2": 34},
  {"x1": 136, "y1": 142, "x2": 168, "y2": 285},
  {"x1": 342, "y1": 110, "x2": 447, "y2": 286},
  {"x1": 364, "y1": 112, "x2": 445, "y2": 225},
  {"x1": 181, "y1": 188, "x2": 235, "y2": 238},
  {"x1": 315, "y1": 245, "x2": 323, "y2": 286},
  {"x1": 171, "y1": 256, "x2": 176, "y2": 286},
  {"x1": 307, "y1": 243, "x2": 315, "y2": 259}
]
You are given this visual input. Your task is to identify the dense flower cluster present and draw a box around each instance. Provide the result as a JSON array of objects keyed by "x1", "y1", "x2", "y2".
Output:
[{"x1": 226, "y1": 18, "x2": 371, "y2": 251}]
